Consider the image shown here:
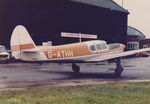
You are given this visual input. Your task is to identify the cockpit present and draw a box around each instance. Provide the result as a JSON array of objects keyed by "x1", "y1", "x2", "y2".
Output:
[{"x1": 86, "y1": 40, "x2": 108, "y2": 52}]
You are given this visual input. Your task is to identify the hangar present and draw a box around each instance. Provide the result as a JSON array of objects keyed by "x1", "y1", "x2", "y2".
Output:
[{"x1": 0, "y1": 0, "x2": 129, "y2": 48}]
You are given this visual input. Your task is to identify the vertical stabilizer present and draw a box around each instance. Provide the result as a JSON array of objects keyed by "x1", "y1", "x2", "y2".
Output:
[{"x1": 11, "y1": 25, "x2": 36, "y2": 59}]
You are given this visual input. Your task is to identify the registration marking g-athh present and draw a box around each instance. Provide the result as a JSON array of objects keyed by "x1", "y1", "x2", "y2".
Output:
[{"x1": 47, "y1": 50, "x2": 74, "y2": 59}]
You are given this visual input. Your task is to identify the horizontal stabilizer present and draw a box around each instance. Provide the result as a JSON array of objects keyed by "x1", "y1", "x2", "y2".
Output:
[
  {"x1": 22, "y1": 50, "x2": 40, "y2": 53},
  {"x1": 22, "y1": 49, "x2": 49, "y2": 53}
]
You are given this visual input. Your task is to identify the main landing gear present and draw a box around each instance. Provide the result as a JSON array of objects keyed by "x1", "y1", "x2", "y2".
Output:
[
  {"x1": 71, "y1": 59, "x2": 124, "y2": 77},
  {"x1": 72, "y1": 63, "x2": 80, "y2": 73},
  {"x1": 115, "y1": 58, "x2": 124, "y2": 77}
]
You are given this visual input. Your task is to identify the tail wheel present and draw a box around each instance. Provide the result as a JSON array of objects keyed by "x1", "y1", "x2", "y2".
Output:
[{"x1": 72, "y1": 63, "x2": 80, "y2": 73}]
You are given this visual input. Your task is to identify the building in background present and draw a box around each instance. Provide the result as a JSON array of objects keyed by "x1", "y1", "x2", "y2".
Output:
[
  {"x1": 140, "y1": 39, "x2": 150, "y2": 49},
  {"x1": 0, "y1": 0, "x2": 129, "y2": 48},
  {"x1": 127, "y1": 26, "x2": 145, "y2": 50}
]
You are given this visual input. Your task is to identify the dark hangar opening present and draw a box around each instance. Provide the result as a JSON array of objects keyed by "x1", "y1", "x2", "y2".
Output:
[{"x1": 0, "y1": 0, "x2": 129, "y2": 48}]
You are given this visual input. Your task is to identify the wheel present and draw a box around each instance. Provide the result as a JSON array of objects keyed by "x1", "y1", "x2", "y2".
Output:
[
  {"x1": 11, "y1": 57, "x2": 16, "y2": 62},
  {"x1": 72, "y1": 63, "x2": 80, "y2": 73},
  {"x1": 115, "y1": 64, "x2": 124, "y2": 77}
]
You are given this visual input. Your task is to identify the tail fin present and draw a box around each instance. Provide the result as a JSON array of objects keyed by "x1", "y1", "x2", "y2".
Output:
[{"x1": 11, "y1": 25, "x2": 37, "y2": 59}]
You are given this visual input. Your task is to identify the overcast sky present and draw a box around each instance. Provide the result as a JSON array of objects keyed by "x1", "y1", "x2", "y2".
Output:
[{"x1": 113, "y1": 0, "x2": 150, "y2": 38}]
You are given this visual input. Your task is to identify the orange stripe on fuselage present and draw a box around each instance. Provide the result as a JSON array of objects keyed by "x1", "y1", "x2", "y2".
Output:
[
  {"x1": 38, "y1": 43, "x2": 93, "y2": 59},
  {"x1": 11, "y1": 43, "x2": 35, "y2": 52}
]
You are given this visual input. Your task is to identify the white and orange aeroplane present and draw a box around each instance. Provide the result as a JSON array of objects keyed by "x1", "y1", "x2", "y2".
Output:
[{"x1": 10, "y1": 25, "x2": 150, "y2": 77}]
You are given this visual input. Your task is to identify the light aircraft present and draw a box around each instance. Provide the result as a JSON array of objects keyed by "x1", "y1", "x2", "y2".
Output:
[{"x1": 10, "y1": 25, "x2": 150, "y2": 77}]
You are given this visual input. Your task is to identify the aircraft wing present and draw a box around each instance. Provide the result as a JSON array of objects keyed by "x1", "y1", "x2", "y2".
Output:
[{"x1": 86, "y1": 48, "x2": 150, "y2": 62}]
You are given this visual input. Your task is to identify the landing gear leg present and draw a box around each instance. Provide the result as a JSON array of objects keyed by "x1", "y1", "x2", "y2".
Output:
[
  {"x1": 72, "y1": 63, "x2": 80, "y2": 73},
  {"x1": 115, "y1": 58, "x2": 124, "y2": 77}
]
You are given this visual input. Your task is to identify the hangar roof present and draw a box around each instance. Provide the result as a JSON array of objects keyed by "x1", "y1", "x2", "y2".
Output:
[
  {"x1": 128, "y1": 26, "x2": 145, "y2": 40},
  {"x1": 71, "y1": 0, "x2": 129, "y2": 13}
]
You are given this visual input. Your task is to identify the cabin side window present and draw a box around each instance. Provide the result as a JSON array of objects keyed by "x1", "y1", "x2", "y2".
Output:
[
  {"x1": 102, "y1": 43, "x2": 107, "y2": 49},
  {"x1": 96, "y1": 43, "x2": 107, "y2": 50},
  {"x1": 90, "y1": 45, "x2": 96, "y2": 51},
  {"x1": 96, "y1": 44, "x2": 102, "y2": 50}
]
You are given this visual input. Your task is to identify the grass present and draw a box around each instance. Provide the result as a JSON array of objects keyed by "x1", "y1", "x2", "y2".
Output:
[{"x1": 0, "y1": 82, "x2": 150, "y2": 104}]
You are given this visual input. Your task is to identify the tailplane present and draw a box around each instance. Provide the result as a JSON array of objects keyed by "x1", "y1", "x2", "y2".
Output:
[{"x1": 11, "y1": 25, "x2": 37, "y2": 59}]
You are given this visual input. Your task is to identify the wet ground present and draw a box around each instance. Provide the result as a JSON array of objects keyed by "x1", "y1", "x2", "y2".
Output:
[{"x1": 0, "y1": 56, "x2": 150, "y2": 90}]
